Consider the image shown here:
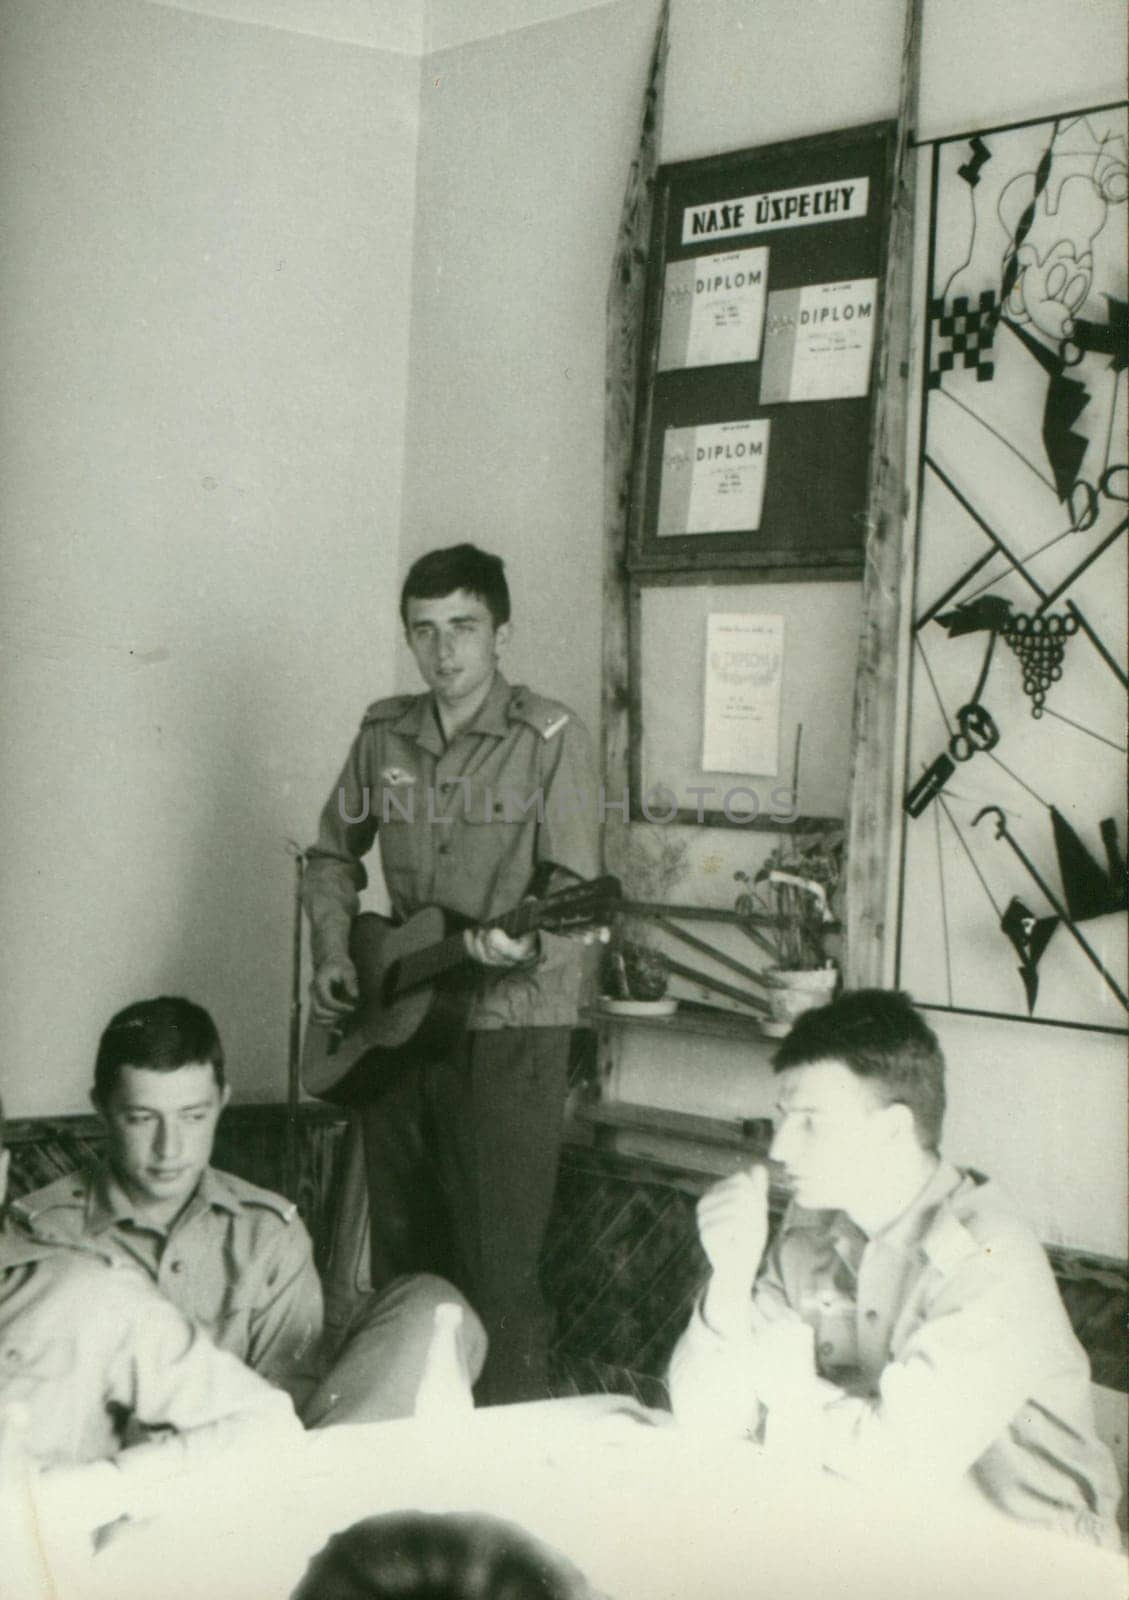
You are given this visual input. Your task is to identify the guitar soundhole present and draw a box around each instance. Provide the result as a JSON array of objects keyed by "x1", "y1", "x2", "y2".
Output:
[{"x1": 381, "y1": 962, "x2": 402, "y2": 1006}]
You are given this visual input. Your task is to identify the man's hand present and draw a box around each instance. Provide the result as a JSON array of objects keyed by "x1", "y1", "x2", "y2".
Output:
[
  {"x1": 463, "y1": 927, "x2": 539, "y2": 968},
  {"x1": 310, "y1": 958, "x2": 360, "y2": 1023},
  {"x1": 698, "y1": 1165, "x2": 771, "y2": 1339}
]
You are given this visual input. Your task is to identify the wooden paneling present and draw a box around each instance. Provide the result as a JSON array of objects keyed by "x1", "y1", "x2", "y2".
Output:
[{"x1": 4, "y1": 1104, "x2": 349, "y2": 1275}]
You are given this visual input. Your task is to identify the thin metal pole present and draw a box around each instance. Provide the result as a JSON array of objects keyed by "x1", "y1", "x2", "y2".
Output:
[{"x1": 285, "y1": 841, "x2": 307, "y2": 1200}]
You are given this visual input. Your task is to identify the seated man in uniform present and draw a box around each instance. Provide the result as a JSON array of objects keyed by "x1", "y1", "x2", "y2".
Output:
[
  {"x1": 11, "y1": 996, "x2": 485, "y2": 1427},
  {"x1": 0, "y1": 1088, "x2": 300, "y2": 1586},
  {"x1": 668, "y1": 988, "x2": 1122, "y2": 1548}
]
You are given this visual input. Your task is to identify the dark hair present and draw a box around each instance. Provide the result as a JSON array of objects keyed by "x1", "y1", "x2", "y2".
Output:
[
  {"x1": 772, "y1": 988, "x2": 946, "y2": 1152},
  {"x1": 289, "y1": 1513, "x2": 596, "y2": 1600},
  {"x1": 93, "y1": 997, "x2": 225, "y2": 1103},
  {"x1": 400, "y1": 545, "x2": 511, "y2": 630}
]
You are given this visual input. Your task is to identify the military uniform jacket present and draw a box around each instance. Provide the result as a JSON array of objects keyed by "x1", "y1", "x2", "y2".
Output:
[
  {"x1": 668, "y1": 1162, "x2": 1122, "y2": 1546},
  {"x1": 0, "y1": 1225, "x2": 298, "y2": 1485},
  {"x1": 11, "y1": 1163, "x2": 323, "y2": 1406},
  {"x1": 303, "y1": 672, "x2": 601, "y2": 1029}
]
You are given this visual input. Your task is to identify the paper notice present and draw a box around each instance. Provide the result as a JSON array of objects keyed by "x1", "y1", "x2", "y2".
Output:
[{"x1": 702, "y1": 612, "x2": 784, "y2": 775}]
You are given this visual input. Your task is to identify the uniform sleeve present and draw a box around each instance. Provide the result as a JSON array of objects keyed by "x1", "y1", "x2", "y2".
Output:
[
  {"x1": 303, "y1": 726, "x2": 380, "y2": 969},
  {"x1": 812, "y1": 1228, "x2": 1066, "y2": 1489},
  {"x1": 535, "y1": 713, "x2": 602, "y2": 973},
  {"x1": 666, "y1": 1234, "x2": 794, "y2": 1434},
  {"x1": 538, "y1": 714, "x2": 601, "y2": 885},
  {"x1": 100, "y1": 1270, "x2": 301, "y2": 1512},
  {"x1": 242, "y1": 1218, "x2": 325, "y2": 1409},
  {"x1": 666, "y1": 1294, "x2": 762, "y2": 1434}
]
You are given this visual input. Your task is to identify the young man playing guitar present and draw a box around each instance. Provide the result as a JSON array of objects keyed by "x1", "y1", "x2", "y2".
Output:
[{"x1": 304, "y1": 545, "x2": 601, "y2": 1404}]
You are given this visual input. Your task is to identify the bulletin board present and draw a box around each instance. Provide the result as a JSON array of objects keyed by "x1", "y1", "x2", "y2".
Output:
[
  {"x1": 896, "y1": 100, "x2": 1128, "y2": 1035},
  {"x1": 627, "y1": 121, "x2": 896, "y2": 575},
  {"x1": 630, "y1": 576, "x2": 863, "y2": 828}
]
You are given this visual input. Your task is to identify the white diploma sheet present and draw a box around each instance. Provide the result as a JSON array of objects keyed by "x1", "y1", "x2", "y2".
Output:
[
  {"x1": 759, "y1": 277, "x2": 877, "y2": 402},
  {"x1": 657, "y1": 418, "x2": 771, "y2": 537},
  {"x1": 657, "y1": 247, "x2": 769, "y2": 370}
]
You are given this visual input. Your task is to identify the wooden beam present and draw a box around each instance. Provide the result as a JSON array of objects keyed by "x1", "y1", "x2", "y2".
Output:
[
  {"x1": 844, "y1": 0, "x2": 924, "y2": 987},
  {"x1": 602, "y1": 2, "x2": 671, "y2": 867}
]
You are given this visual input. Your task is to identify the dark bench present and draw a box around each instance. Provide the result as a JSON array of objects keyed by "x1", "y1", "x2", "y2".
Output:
[{"x1": 5, "y1": 1102, "x2": 1125, "y2": 1404}]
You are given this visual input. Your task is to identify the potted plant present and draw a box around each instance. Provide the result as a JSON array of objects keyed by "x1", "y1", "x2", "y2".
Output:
[
  {"x1": 597, "y1": 828, "x2": 689, "y2": 1014},
  {"x1": 598, "y1": 925, "x2": 675, "y2": 1013},
  {"x1": 734, "y1": 831, "x2": 844, "y2": 1036}
]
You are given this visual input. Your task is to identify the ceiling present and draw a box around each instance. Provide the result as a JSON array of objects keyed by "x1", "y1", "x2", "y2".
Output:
[{"x1": 141, "y1": 0, "x2": 621, "y2": 53}]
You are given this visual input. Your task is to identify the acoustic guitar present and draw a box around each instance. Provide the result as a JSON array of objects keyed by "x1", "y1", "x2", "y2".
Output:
[{"x1": 301, "y1": 875, "x2": 621, "y2": 1104}]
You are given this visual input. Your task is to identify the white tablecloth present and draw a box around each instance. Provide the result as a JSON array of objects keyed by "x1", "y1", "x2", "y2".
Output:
[{"x1": 47, "y1": 1396, "x2": 1126, "y2": 1600}]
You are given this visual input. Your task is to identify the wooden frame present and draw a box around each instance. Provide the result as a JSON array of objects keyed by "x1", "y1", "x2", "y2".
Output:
[
  {"x1": 627, "y1": 121, "x2": 896, "y2": 577},
  {"x1": 894, "y1": 99, "x2": 1128, "y2": 1031},
  {"x1": 626, "y1": 570, "x2": 861, "y2": 828}
]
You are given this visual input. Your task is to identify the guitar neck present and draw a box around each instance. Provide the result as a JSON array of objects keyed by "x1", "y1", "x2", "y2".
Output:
[{"x1": 394, "y1": 903, "x2": 542, "y2": 993}]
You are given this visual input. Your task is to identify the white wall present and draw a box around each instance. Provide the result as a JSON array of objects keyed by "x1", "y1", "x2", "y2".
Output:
[
  {"x1": 0, "y1": 0, "x2": 419, "y2": 1110},
  {"x1": 398, "y1": 0, "x2": 664, "y2": 729},
  {"x1": 1, "y1": 0, "x2": 1124, "y2": 1256},
  {"x1": 399, "y1": 0, "x2": 1123, "y2": 1257},
  {"x1": 908, "y1": 0, "x2": 1128, "y2": 1253}
]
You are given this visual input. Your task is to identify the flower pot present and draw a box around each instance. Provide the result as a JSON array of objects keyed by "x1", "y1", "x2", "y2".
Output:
[
  {"x1": 760, "y1": 965, "x2": 838, "y2": 1038},
  {"x1": 598, "y1": 996, "x2": 679, "y2": 1018},
  {"x1": 599, "y1": 941, "x2": 670, "y2": 1008}
]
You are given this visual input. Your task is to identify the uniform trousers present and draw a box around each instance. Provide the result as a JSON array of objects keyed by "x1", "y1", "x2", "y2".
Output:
[
  {"x1": 325, "y1": 1027, "x2": 571, "y2": 1407},
  {"x1": 302, "y1": 1272, "x2": 486, "y2": 1427}
]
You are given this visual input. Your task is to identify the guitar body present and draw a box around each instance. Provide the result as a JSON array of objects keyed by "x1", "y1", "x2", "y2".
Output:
[
  {"x1": 301, "y1": 908, "x2": 474, "y2": 1105},
  {"x1": 300, "y1": 875, "x2": 621, "y2": 1104}
]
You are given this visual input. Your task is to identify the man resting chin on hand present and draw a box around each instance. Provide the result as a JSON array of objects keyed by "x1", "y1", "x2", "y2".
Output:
[
  {"x1": 670, "y1": 1164, "x2": 821, "y2": 1444},
  {"x1": 667, "y1": 990, "x2": 1122, "y2": 1550}
]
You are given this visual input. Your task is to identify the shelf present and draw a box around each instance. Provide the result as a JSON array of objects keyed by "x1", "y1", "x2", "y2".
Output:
[
  {"x1": 573, "y1": 1096, "x2": 771, "y2": 1152},
  {"x1": 584, "y1": 1001, "x2": 776, "y2": 1044},
  {"x1": 567, "y1": 1097, "x2": 784, "y2": 1199}
]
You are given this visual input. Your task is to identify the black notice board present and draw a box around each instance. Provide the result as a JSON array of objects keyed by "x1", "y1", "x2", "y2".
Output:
[{"x1": 628, "y1": 121, "x2": 896, "y2": 576}]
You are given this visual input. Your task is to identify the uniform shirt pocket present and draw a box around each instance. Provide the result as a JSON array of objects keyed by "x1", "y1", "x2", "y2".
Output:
[{"x1": 455, "y1": 781, "x2": 537, "y2": 905}]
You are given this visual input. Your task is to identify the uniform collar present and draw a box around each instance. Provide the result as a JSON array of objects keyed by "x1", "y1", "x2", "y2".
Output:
[
  {"x1": 467, "y1": 671, "x2": 513, "y2": 736},
  {"x1": 88, "y1": 1162, "x2": 241, "y2": 1234},
  {"x1": 872, "y1": 1159, "x2": 966, "y2": 1255},
  {"x1": 393, "y1": 672, "x2": 512, "y2": 751},
  {"x1": 788, "y1": 1160, "x2": 966, "y2": 1262}
]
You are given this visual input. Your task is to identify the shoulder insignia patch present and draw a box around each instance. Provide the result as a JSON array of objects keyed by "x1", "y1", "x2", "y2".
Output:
[
  {"x1": 218, "y1": 1171, "x2": 298, "y2": 1223},
  {"x1": 508, "y1": 688, "x2": 572, "y2": 741},
  {"x1": 10, "y1": 1174, "x2": 88, "y2": 1221},
  {"x1": 921, "y1": 1209, "x2": 981, "y2": 1273},
  {"x1": 362, "y1": 694, "x2": 418, "y2": 726}
]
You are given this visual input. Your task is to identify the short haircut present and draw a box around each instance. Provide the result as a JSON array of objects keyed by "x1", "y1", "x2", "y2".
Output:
[
  {"x1": 772, "y1": 988, "x2": 947, "y2": 1152},
  {"x1": 93, "y1": 997, "x2": 225, "y2": 1103},
  {"x1": 400, "y1": 544, "x2": 511, "y2": 629},
  {"x1": 289, "y1": 1512, "x2": 594, "y2": 1600}
]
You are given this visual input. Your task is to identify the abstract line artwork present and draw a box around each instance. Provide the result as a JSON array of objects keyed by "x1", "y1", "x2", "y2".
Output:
[{"x1": 899, "y1": 103, "x2": 1127, "y2": 1031}]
